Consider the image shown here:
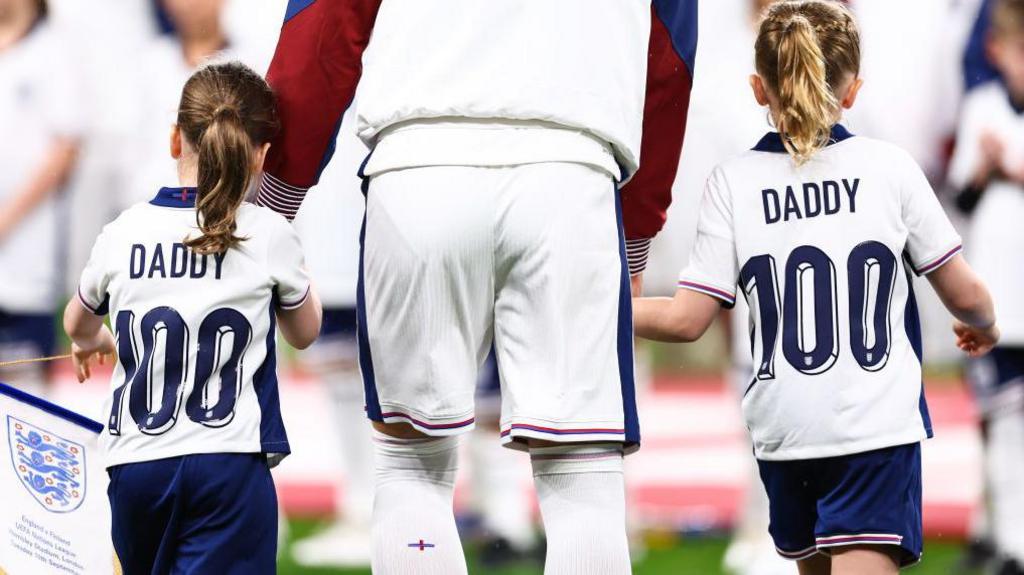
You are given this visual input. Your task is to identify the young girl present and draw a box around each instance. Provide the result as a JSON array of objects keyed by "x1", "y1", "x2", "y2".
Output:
[
  {"x1": 63, "y1": 62, "x2": 322, "y2": 573},
  {"x1": 634, "y1": 2, "x2": 998, "y2": 574},
  {"x1": 0, "y1": 0, "x2": 81, "y2": 396}
]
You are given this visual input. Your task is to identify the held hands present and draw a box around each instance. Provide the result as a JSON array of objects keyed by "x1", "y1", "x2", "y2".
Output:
[
  {"x1": 71, "y1": 326, "x2": 116, "y2": 383},
  {"x1": 952, "y1": 319, "x2": 999, "y2": 358}
]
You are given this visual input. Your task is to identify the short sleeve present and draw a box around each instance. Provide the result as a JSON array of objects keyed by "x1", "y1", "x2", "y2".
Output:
[
  {"x1": 78, "y1": 227, "x2": 111, "y2": 316},
  {"x1": 900, "y1": 152, "x2": 963, "y2": 275},
  {"x1": 677, "y1": 168, "x2": 739, "y2": 307},
  {"x1": 268, "y1": 218, "x2": 311, "y2": 309}
]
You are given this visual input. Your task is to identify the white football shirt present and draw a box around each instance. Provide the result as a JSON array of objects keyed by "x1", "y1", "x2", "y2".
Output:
[
  {"x1": 0, "y1": 22, "x2": 83, "y2": 313},
  {"x1": 679, "y1": 126, "x2": 962, "y2": 461},
  {"x1": 948, "y1": 81, "x2": 1024, "y2": 345},
  {"x1": 77, "y1": 188, "x2": 310, "y2": 467}
]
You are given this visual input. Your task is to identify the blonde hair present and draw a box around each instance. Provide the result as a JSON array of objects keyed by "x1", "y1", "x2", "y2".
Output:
[
  {"x1": 755, "y1": 1, "x2": 860, "y2": 164},
  {"x1": 177, "y1": 62, "x2": 279, "y2": 255}
]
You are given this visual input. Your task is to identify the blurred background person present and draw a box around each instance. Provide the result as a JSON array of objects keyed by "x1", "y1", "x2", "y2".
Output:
[
  {"x1": 0, "y1": 0, "x2": 81, "y2": 396},
  {"x1": 950, "y1": 1, "x2": 1024, "y2": 573},
  {"x1": 120, "y1": 0, "x2": 260, "y2": 210},
  {"x1": 467, "y1": 351, "x2": 543, "y2": 568}
]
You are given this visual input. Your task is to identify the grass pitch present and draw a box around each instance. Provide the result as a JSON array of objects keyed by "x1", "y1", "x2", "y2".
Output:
[{"x1": 278, "y1": 520, "x2": 974, "y2": 574}]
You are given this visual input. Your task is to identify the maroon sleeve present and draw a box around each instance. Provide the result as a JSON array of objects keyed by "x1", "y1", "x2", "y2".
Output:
[
  {"x1": 621, "y1": 0, "x2": 697, "y2": 274},
  {"x1": 256, "y1": 0, "x2": 382, "y2": 220}
]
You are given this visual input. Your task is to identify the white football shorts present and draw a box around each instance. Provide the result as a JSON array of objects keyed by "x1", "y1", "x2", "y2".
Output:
[{"x1": 356, "y1": 162, "x2": 639, "y2": 452}]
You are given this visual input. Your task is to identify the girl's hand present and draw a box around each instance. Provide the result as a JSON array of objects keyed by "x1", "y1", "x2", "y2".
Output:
[
  {"x1": 71, "y1": 326, "x2": 116, "y2": 383},
  {"x1": 952, "y1": 319, "x2": 999, "y2": 358}
]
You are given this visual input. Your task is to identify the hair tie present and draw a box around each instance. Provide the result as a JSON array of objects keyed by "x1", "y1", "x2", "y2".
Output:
[{"x1": 213, "y1": 104, "x2": 240, "y2": 121}]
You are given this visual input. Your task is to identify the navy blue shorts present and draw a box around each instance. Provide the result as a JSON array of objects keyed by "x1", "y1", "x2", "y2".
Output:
[
  {"x1": 968, "y1": 346, "x2": 1024, "y2": 409},
  {"x1": 757, "y1": 442, "x2": 922, "y2": 567},
  {"x1": 0, "y1": 311, "x2": 56, "y2": 358},
  {"x1": 108, "y1": 453, "x2": 277, "y2": 574}
]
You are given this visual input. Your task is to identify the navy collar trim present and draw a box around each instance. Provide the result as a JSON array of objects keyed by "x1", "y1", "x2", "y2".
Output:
[
  {"x1": 151, "y1": 187, "x2": 198, "y2": 208},
  {"x1": 752, "y1": 124, "x2": 855, "y2": 153}
]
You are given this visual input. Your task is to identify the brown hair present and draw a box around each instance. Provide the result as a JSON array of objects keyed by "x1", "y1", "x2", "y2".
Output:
[
  {"x1": 177, "y1": 62, "x2": 278, "y2": 254},
  {"x1": 754, "y1": 0, "x2": 860, "y2": 164},
  {"x1": 992, "y1": 0, "x2": 1024, "y2": 38}
]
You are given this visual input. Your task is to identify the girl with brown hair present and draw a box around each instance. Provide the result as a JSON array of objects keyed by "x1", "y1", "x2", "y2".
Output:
[{"x1": 63, "y1": 62, "x2": 321, "y2": 573}]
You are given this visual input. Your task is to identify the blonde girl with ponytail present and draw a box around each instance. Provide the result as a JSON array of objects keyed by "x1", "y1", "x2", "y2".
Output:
[
  {"x1": 63, "y1": 62, "x2": 322, "y2": 573},
  {"x1": 751, "y1": 0, "x2": 863, "y2": 165},
  {"x1": 634, "y1": 2, "x2": 999, "y2": 574}
]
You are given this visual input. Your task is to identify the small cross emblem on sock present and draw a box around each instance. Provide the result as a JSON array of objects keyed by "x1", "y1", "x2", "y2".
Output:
[{"x1": 408, "y1": 539, "x2": 436, "y2": 551}]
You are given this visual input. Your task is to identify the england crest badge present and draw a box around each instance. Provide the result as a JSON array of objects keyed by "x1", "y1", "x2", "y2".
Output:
[{"x1": 7, "y1": 416, "x2": 86, "y2": 513}]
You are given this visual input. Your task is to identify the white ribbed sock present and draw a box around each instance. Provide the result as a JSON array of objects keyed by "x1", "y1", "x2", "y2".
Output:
[
  {"x1": 530, "y1": 443, "x2": 631, "y2": 575},
  {"x1": 469, "y1": 427, "x2": 536, "y2": 550},
  {"x1": 371, "y1": 432, "x2": 467, "y2": 575}
]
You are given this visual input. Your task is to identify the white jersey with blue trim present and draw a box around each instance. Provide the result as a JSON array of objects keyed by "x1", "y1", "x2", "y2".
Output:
[
  {"x1": 0, "y1": 22, "x2": 83, "y2": 313},
  {"x1": 949, "y1": 81, "x2": 1024, "y2": 345},
  {"x1": 76, "y1": 188, "x2": 310, "y2": 468},
  {"x1": 679, "y1": 126, "x2": 962, "y2": 461}
]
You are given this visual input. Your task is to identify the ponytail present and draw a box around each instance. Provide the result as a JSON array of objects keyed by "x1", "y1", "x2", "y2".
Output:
[
  {"x1": 176, "y1": 62, "x2": 279, "y2": 255},
  {"x1": 754, "y1": 1, "x2": 861, "y2": 165},
  {"x1": 185, "y1": 106, "x2": 253, "y2": 255},
  {"x1": 775, "y1": 16, "x2": 836, "y2": 165}
]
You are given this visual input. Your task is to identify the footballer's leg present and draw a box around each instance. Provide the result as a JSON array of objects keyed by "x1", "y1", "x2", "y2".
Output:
[
  {"x1": 494, "y1": 163, "x2": 633, "y2": 573},
  {"x1": 986, "y1": 397, "x2": 1024, "y2": 571},
  {"x1": 370, "y1": 422, "x2": 466, "y2": 575},
  {"x1": 359, "y1": 166, "x2": 497, "y2": 574}
]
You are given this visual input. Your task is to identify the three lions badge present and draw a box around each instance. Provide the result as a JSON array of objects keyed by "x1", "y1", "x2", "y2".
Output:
[{"x1": 7, "y1": 416, "x2": 86, "y2": 513}]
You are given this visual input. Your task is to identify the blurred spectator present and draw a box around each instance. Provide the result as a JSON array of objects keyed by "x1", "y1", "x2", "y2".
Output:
[
  {"x1": 950, "y1": 0, "x2": 1024, "y2": 572},
  {"x1": 120, "y1": 0, "x2": 263, "y2": 209},
  {"x1": 0, "y1": 0, "x2": 82, "y2": 396}
]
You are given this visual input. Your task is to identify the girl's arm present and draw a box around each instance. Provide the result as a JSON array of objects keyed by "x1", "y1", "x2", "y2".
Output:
[
  {"x1": 62, "y1": 298, "x2": 115, "y2": 382},
  {"x1": 633, "y1": 288, "x2": 722, "y2": 343},
  {"x1": 926, "y1": 254, "x2": 999, "y2": 357},
  {"x1": 0, "y1": 138, "x2": 78, "y2": 243},
  {"x1": 276, "y1": 286, "x2": 323, "y2": 350}
]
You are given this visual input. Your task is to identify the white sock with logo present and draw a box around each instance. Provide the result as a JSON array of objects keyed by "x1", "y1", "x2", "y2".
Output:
[
  {"x1": 371, "y1": 431, "x2": 467, "y2": 575},
  {"x1": 530, "y1": 443, "x2": 631, "y2": 575}
]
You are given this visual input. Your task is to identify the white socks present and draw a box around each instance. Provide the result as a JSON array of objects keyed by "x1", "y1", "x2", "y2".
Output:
[
  {"x1": 371, "y1": 432, "x2": 467, "y2": 575},
  {"x1": 530, "y1": 443, "x2": 631, "y2": 575}
]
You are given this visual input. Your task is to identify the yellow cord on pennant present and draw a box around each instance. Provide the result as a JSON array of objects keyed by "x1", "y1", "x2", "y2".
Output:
[{"x1": 0, "y1": 354, "x2": 72, "y2": 369}]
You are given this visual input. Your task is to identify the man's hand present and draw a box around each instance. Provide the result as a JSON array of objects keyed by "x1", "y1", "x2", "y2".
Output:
[
  {"x1": 953, "y1": 319, "x2": 999, "y2": 358},
  {"x1": 71, "y1": 326, "x2": 116, "y2": 383}
]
